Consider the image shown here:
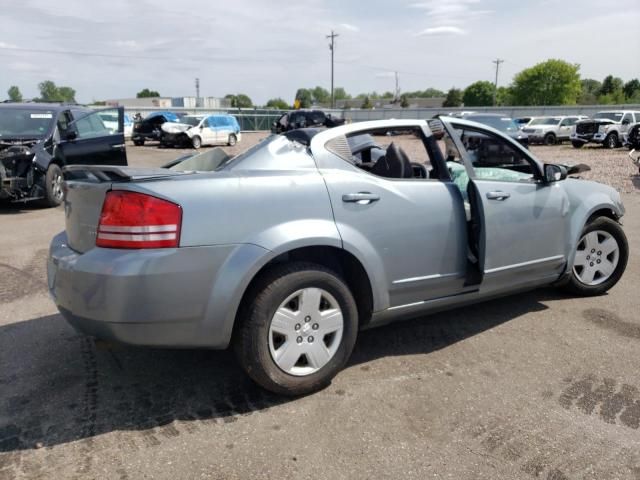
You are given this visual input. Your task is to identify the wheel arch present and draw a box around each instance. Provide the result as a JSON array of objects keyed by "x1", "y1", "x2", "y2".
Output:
[{"x1": 230, "y1": 244, "x2": 376, "y2": 345}]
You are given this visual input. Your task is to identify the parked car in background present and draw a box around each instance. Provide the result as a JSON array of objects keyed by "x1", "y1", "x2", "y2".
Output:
[
  {"x1": 514, "y1": 117, "x2": 532, "y2": 129},
  {"x1": 272, "y1": 110, "x2": 345, "y2": 133},
  {"x1": 132, "y1": 111, "x2": 182, "y2": 146},
  {"x1": 458, "y1": 113, "x2": 529, "y2": 147},
  {"x1": 571, "y1": 111, "x2": 640, "y2": 149},
  {"x1": 49, "y1": 118, "x2": 627, "y2": 395},
  {"x1": 522, "y1": 116, "x2": 587, "y2": 145},
  {"x1": 0, "y1": 103, "x2": 127, "y2": 207},
  {"x1": 98, "y1": 111, "x2": 133, "y2": 139},
  {"x1": 161, "y1": 114, "x2": 241, "y2": 148}
]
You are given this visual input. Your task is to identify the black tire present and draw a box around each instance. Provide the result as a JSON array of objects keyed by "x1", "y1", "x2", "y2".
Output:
[
  {"x1": 604, "y1": 133, "x2": 619, "y2": 149},
  {"x1": 544, "y1": 133, "x2": 557, "y2": 146},
  {"x1": 564, "y1": 217, "x2": 628, "y2": 296},
  {"x1": 571, "y1": 141, "x2": 584, "y2": 149},
  {"x1": 133, "y1": 139, "x2": 145, "y2": 146},
  {"x1": 228, "y1": 133, "x2": 237, "y2": 146},
  {"x1": 234, "y1": 262, "x2": 358, "y2": 396},
  {"x1": 42, "y1": 163, "x2": 64, "y2": 207},
  {"x1": 191, "y1": 135, "x2": 202, "y2": 149}
]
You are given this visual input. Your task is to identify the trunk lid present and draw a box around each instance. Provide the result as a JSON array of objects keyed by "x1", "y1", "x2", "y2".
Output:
[{"x1": 62, "y1": 165, "x2": 190, "y2": 253}]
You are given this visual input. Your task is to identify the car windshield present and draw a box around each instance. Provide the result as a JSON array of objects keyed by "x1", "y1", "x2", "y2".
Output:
[
  {"x1": 0, "y1": 108, "x2": 55, "y2": 138},
  {"x1": 182, "y1": 117, "x2": 201, "y2": 126},
  {"x1": 528, "y1": 117, "x2": 561, "y2": 126},
  {"x1": 469, "y1": 116, "x2": 519, "y2": 132},
  {"x1": 594, "y1": 112, "x2": 623, "y2": 121}
]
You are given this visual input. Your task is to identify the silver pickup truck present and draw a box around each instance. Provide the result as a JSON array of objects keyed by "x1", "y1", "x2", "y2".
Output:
[
  {"x1": 571, "y1": 110, "x2": 640, "y2": 148},
  {"x1": 522, "y1": 115, "x2": 587, "y2": 145}
]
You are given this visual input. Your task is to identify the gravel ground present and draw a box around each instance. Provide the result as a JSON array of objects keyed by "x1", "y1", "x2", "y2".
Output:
[{"x1": 127, "y1": 132, "x2": 640, "y2": 195}]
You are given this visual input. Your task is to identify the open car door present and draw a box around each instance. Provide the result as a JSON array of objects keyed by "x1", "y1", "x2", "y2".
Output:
[
  {"x1": 56, "y1": 107, "x2": 127, "y2": 166},
  {"x1": 441, "y1": 118, "x2": 570, "y2": 294}
]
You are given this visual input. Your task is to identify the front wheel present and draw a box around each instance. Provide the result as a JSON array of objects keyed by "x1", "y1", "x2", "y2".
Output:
[
  {"x1": 191, "y1": 135, "x2": 202, "y2": 149},
  {"x1": 234, "y1": 262, "x2": 358, "y2": 396},
  {"x1": 604, "y1": 133, "x2": 619, "y2": 149},
  {"x1": 571, "y1": 141, "x2": 584, "y2": 149},
  {"x1": 133, "y1": 138, "x2": 145, "y2": 146},
  {"x1": 565, "y1": 217, "x2": 628, "y2": 296},
  {"x1": 42, "y1": 163, "x2": 64, "y2": 207},
  {"x1": 228, "y1": 133, "x2": 237, "y2": 146},
  {"x1": 544, "y1": 133, "x2": 557, "y2": 146}
]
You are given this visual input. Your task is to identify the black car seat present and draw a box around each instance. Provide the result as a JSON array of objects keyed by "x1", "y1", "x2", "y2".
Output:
[{"x1": 370, "y1": 142, "x2": 413, "y2": 178}]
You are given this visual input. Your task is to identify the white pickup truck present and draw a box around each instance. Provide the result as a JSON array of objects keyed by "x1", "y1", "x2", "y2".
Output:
[{"x1": 571, "y1": 110, "x2": 640, "y2": 149}]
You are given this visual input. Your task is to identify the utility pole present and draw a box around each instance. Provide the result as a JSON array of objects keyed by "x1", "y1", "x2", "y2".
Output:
[
  {"x1": 195, "y1": 77, "x2": 200, "y2": 108},
  {"x1": 327, "y1": 30, "x2": 339, "y2": 108},
  {"x1": 492, "y1": 59, "x2": 504, "y2": 106},
  {"x1": 394, "y1": 71, "x2": 400, "y2": 103}
]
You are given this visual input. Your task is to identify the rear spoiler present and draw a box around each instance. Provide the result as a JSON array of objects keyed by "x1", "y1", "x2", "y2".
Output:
[{"x1": 63, "y1": 165, "x2": 191, "y2": 182}]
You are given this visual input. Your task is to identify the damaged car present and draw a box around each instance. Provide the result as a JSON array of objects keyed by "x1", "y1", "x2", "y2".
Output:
[
  {"x1": 0, "y1": 103, "x2": 127, "y2": 207},
  {"x1": 131, "y1": 111, "x2": 183, "y2": 146},
  {"x1": 160, "y1": 114, "x2": 241, "y2": 149},
  {"x1": 271, "y1": 110, "x2": 345, "y2": 133},
  {"x1": 49, "y1": 118, "x2": 627, "y2": 396},
  {"x1": 571, "y1": 111, "x2": 640, "y2": 149}
]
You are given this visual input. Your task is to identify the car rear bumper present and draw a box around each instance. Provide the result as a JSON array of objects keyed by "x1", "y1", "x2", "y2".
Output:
[{"x1": 47, "y1": 231, "x2": 261, "y2": 348}]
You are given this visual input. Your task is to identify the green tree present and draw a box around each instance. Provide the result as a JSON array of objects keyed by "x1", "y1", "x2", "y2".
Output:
[
  {"x1": 361, "y1": 96, "x2": 373, "y2": 109},
  {"x1": 623, "y1": 79, "x2": 640, "y2": 100},
  {"x1": 421, "y1": 88, "x2": 445, "y2": 98},
  {"x1": 599, "y1": 75, "x2": 624, "y2": 97},
  {"x1": 381, "y1": 91, "x2": 395, "y2": 99},
  {"x1": 462, "y1": 80, "x2": 495, "y2": 106},
  {"x1": 38, "y1": 80, "x2": 76, "y2": 102},
  {"x1": 510, "y1": 59, "x2": 581, "y2": 105},
  {"x1": 333, "y1": 87, "x2": 351, "y2": 101},
  {"x1": 578, "y1": 78, "x2": 602, "y2": 104},
  {"x1": 442, "y1": 88, "x2": 463, "y2": 107},
  {"x1": 265, "y1": 98, "x2": 290, "y2": 110},
  {"x1": 400, "y1": 94, "x2": 410, "y2": 108},
  {"x1": 7, "y1": 85, "x2": 22, "y2": 102},
  {"x1": 225, "y1": 93, "x2": 253, "y2": 108},
  {"x1": 136, "y1": 88, "x2": 161, "y2": 98},
  {"x1": 496, "y1": 86, "x2": 513, "y2": 106},
  {"x1": 294, "y1": 88, "x2": 313, "y2": 108},
  {"x1": 311, "y1": 86, "x2": 330, "y2": 105}
]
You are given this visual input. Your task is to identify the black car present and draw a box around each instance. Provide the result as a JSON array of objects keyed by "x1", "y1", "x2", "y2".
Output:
[
  {"x1": 271, "y1": 110, "x2": 345, "y2": 133},
  {"x1": 132, "y1": 111, "x2": 184, "y2": 146},
  {"x1": 0, "y1": 103, "x2": 127, "y2": 207},
  {"x1": 461, "y1": 113, "x2": 529, "y2": 148}
]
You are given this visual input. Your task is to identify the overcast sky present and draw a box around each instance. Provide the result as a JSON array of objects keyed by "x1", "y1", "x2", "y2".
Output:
[{"x1": 2, "y1": 0, "x2": 639, "y2": 104}]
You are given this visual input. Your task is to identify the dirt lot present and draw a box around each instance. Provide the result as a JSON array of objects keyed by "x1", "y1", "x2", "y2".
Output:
[{"x1": 1, "y1": 134, "x2": 640, "y2": 479}]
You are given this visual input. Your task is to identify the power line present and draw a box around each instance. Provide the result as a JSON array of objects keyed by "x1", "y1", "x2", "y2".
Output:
[
  {"x1": 492, "y1": 58, "x2": 504, "y2": 106},
  {"x1": 327, "y1": 31, "x2": 339, "y2": 108}
]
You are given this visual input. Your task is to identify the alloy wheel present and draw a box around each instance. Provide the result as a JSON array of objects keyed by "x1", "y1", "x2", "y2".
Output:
[
  {"x1": 573, "y1": 230, "x2": 620, "y2": 286},
  {"x1": 52, "y1": 172, "x2": 64, "y2": 201},
  {"x1": 268, "y1": 287, "x2": 344, "y2": 376}
]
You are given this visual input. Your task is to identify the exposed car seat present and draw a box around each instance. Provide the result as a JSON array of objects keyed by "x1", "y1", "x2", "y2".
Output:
[{"x1": 370, "y1": 142, "x2": 413, "y2": 178}]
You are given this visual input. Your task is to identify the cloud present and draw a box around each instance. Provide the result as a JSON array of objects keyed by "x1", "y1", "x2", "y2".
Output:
[
  {"x1": 417, "y1": 26, "x2": 466, "y2": 36},
  {"x1": 339, "y1": 23, "x2": 360, "y2": 32}
]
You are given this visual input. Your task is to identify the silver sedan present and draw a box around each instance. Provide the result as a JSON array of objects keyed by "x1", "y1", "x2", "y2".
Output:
[{"x1": 48, "y1": 118, "x2": 628, "y2": 395}]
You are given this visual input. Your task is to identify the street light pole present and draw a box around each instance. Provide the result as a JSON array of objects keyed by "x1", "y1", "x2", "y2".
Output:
[{"x1": 327, "y1": 30, "x2": 339, "y2": 108}]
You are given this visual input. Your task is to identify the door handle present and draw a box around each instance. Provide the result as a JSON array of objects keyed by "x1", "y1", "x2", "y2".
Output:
[
  {"x1": 111, "y1": 143, "x2": 126, "y2": 150},
  {"x1": 486, "y1": 191, "x2": 510, "y2": 200},
  {"x1": 342, "y1": 192, "x2": 380, "y2": 204}
]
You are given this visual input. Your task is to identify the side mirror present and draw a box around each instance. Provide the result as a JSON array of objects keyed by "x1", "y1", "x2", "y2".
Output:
[
  {"x1": 64, "y1": 130, "x2": 77, "y2": 141},
  {"x1": 544, "y1": 164, "x2": 567, "y2": 183},
  {"x1": 622, "y1": 119, "x2": 630, "y2": 125}
]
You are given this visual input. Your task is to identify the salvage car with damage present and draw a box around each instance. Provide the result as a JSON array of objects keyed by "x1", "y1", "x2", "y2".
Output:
[
  {"x1": 48, "y1": 118, "x2": 628, "y2": 396},
  {"x1": 0, "y1": 103, "x2": 127, "y2": 207},
  {"x1": 570, "y1": 111, "x2": 640, "y2": 149},
  {"x1": 160, "y1": 114, "x2": 241, "y2": 149}
]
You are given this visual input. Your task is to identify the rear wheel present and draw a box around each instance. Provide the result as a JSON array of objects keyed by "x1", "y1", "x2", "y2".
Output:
[
  {"x1": 191, "y1": 135, "x2": 202, "y2": 149},
  {"x1": 544, "y1": 133, "x2": 557, "y2": 145},
  {"x1": 133, "y1": 138, "x2": 145, "y2": 146},
  {"x1": 564, "y1": 217, "x2": 628, "y2": 296},
  {"x1": 228, "y1": 133, "x2": 237, "y2": 146},
  {"x1": 234, "y1": 262, "x2": 358, "y2": 396},
  {"x1": 604, "y1": 133, "x2": 619, "y2": 149},
  {"x1": 43, "y1": 163, "x2": 64, "y2": 207},
  {"x1": 571, "y1": 141, "x2": 584, "y2": 149}
]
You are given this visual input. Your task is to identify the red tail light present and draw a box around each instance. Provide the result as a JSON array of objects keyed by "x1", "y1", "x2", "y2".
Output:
[{"x1": 96, "y1": 191, "x2": 182, "y2": 249}]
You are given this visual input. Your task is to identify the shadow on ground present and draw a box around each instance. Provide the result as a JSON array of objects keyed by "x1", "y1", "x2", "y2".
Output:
[{"x1": 0, "y1": 289, "x2": 561, "y2": 453}]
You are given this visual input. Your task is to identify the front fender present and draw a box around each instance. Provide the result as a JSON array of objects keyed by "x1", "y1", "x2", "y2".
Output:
[{"x1": 564, "y1": 180, "x2": 624, "y2": 271}]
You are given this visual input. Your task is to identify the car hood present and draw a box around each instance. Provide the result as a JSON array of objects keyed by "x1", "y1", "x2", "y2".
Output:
[
  {"x1": 161, "y1": 122, "x2": 194, "y2": 134},
  {"x1": 577, "y1": 119, "x2": 617, "y2": 126},
  {"x1": 526, "y1": 125, "x2": 556, "y2": 131}
]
